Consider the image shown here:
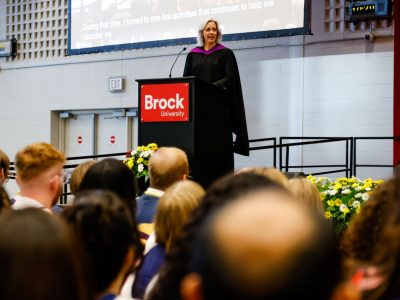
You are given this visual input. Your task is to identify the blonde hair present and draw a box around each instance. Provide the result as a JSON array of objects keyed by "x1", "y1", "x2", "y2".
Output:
[
  {"x1": 196, "y1": 18, "x2": 223, "y2": 47},
  {"x1": 15, "y1": 142, "x2": 66, "y2": 181},
  {"x1": 288, "y1": 178, "x2": 324, "y2": 215},
  {"x1": 149, "y1": 147, "x2": 189, "y2": 190},
  {"x1": 239, "y1": 167, "x2": 290, "y2": 189},
  {"x1": 70, "y1": 160, "x2": 96, "y2": 194},
  {"x1": 155, "y1": 180, "x2": 204, "y2": 252}
]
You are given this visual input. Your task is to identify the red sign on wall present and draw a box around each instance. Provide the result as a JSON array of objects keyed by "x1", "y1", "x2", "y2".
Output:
[{"x1": 140, "y1": 83, "x2": 189, "y2": 122}]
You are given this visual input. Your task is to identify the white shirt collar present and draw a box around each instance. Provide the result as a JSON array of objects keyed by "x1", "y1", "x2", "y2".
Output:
[
  {"x1": 12, "y1": 195, "x2": 52, "y2": 213},
  {"x1": 144, "y1": 187, "x2": 164, "y2": 198}
]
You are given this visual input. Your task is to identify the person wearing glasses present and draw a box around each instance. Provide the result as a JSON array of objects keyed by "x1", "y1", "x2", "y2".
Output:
[{"x1": 12, "y1": 142, "x2": 66, "y2": 213}]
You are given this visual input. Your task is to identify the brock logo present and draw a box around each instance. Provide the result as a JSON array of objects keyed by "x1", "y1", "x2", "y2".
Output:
[
  {"x1": 141, "y1": 83, "x2": 189, "y2": 123},
  {"x1": 144, "y1": 94, "x2": 184, "y2": 110}
]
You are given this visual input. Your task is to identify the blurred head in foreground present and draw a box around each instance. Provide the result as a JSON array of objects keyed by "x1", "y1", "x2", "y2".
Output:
[{"x1": 181, "y1": 188, "x2": 341, "y2": 300}]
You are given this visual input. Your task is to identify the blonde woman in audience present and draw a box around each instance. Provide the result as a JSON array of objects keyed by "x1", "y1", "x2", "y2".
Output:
[
  {"x1": 130, "y1": 180, "x2": 205, "y2": 299},
  {"x1": 238, "y1": 167, "x2": 290, "y2": 189},
  {"x1": 69, "y1": 160, "x2": 96, "y2": 194},
  {"x1": 288, "y1": 177, "x2": 324, "y2": 215}
]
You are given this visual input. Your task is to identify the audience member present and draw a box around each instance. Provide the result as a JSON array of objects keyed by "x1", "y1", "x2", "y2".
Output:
[
  {"x1": 147, "y1": 172, "x2": 284, "y2": 300},
  {"x1": 0, "y1": 186, "x2": 11, "y2": 213},
  {"x1": 131, "y1": 180, "x2": 204, "y2": 299},
  {"x1": 70, "y1": 160, "x2": 96, "y2": 194},
  {"x1": 341, "y1": 176, "x2": 400, "y2": 300},
  {"x1": 180, "y1": 188, "x2": 341, "y2": 300},
  {"x1": 78, "y1": 158, "x2": 137, "y2": 219},
  {"x1": 288, "y1": 177, "x2": 324, "y2": 215},
  {"x1": 0, "y1": 208, "x2": 91, "y2": 300},
  {"x1": 13, "y1": 142, "x2": 66, "y2": 212},
  {"x1": 238, "y1": 167, "x2": 290, "y2": 188},
  {"x1": 62, "y1": 190, "x2": 143, "y2": 300},
  {"x1": 136, "y1": 147, "x2": 189, "y2": 243},
  {"x1": 0, "y1": 149, "x2": 10, "y2": 186}
]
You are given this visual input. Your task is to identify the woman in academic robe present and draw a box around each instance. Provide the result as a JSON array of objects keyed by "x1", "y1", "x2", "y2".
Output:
[{"x1": 183, "y1": 18, "x2": 249, "y2": 179}]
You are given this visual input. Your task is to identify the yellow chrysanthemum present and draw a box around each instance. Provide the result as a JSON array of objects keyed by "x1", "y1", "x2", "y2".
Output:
[
  {"x1": 325, "y1": 211, "x2": 332, "y2": 219},
  {"x1": 333, "y1": 183, "x2": 342, "y2": 190},
  {"x1": 342, "y1": 207, "x2": 350, "y2": 215},
  {"x1": 126, "y1": 160, "x2": 134, "y2": 169},
  {"x1": 327, "y1": 200, "x2": 335, "y2": 207},
  {"x1": 137, "y1": 157, "x2": 144, "y2": 164},
  {"x1": 148, "y1": 143, "x2": 158, "y2": 150},
  {"x1": 320, "y1": 193, "x2": 326, "y2": 200},
  {"x1": 335, "y1": 199, "x2": 342, "y2": 206}
]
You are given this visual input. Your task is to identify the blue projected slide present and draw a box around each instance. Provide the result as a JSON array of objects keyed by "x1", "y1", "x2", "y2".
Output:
[{"x1": 69, "y1": 0, "x2": 308, "y2": 54}]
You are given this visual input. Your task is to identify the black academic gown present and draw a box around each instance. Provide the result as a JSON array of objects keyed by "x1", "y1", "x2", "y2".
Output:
[{"x1": 183, "y1": 46, "x2": 250, "y2": 157}]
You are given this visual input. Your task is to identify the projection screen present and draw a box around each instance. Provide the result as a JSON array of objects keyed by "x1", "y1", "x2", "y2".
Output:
[{"x1": 68, "y1": 0, "x2": 310, "y2": 55}]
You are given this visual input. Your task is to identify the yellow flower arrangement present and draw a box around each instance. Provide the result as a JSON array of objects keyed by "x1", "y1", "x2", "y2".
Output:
[
  {"x1": 123, "y1": 143, "x2": 158, "y2": 181},
  {"x1": 307, "y1": 175, "x2": 383, "y2": 233}
]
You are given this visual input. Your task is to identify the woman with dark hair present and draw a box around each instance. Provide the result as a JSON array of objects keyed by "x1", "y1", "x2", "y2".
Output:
[
  {"x1": 0, "y1": 149, "x2": 10, "y2": 186},
  {"x1": 0, "y1": 186, "x2": 11, "y2": 213},
  {"x1": 147, "y1": 172, "x2": 286, "y2": 300},
  {"x1": 78, "y1": 158, "x2": 137, "y2": 217},
  {"x1": 0, "y1": 208, "x2": 92, "y2": 300},
  {"x1": 62, "y1": 190, "x2": 143, "y2": 300}
]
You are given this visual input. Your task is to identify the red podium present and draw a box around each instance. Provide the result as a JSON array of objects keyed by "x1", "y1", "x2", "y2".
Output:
[{"x1": 137, "y1": 76, "x2": 232, "y2": 188}]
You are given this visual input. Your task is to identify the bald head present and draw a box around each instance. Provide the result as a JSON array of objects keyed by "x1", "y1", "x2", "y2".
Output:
[
  {"x1": 214, "y1": 190, "x2": 315, "y2": 292},
  {"x1": 183, "y1": 189, "x2": 340, "y2": 300},
  {"x1": 149, "y1": 147, "x2": 189, "y2": 190}
]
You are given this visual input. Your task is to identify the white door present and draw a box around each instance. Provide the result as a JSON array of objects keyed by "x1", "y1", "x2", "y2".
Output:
[
  {"x1": 65, "y1": 114, "x2": 96, "y2": 158},
  {"x1": 97, "y1": 113, "x2": 129, "y2": 159}
]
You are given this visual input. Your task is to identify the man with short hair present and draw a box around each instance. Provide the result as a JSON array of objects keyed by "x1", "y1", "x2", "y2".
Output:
[
  {"x1": 180, "y1": 188, "x2": 341, "y2": 300},
  {"x1": 13, "y1": 142, "x2": 66, "y2": 213},
  {"x1": 136, "y1": 147, "x2": 189, "y2": 242}
]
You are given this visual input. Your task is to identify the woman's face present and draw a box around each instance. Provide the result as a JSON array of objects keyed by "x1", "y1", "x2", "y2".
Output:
[{"x1": 202, "y1": 21, "x2": 218, "y2": 46}]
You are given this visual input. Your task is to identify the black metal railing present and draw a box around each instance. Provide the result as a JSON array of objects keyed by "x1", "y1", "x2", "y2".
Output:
[
  {"x1": 279, "y1": 137, "x2": 353, "y2": 177},
  {"x1": 353, "y1": 137, "x2": 400, "y2": 177},
  {"x1": 248, "y1": 138, "x2": 277, "y2": 167}
]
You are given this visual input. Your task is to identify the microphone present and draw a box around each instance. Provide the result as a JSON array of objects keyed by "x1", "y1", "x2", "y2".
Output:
[{"x1": 169, "y1": 47, "x2": 187, "y2": 78}]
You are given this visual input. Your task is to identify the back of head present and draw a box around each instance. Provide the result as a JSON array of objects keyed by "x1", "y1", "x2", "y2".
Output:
[
  {"x1": 78, "y1": 158, "x2": 137, "y2": 217},
  {"x1": 62, "y1": 190, "x2": 143, "y2": 294},
  {"x1": 288, "y1": 177, "x2": 324, "y2": 215},
  {"x1": 155, "y1": 180, "x2": 205, "y2": 252},
  {"x1": 188, "y1": 189, "x2": 340, "y2": 300},
  {"x1": 0, "y1": 208, "x2": 90, "y2": 300},
  {"x1": 240, "y1": 167, "x2": 290, "y2": 189},
  {"x1": 149, "y1": 147, "x2": 189, "y2": 190},
  {"x1": 341, "y1": 177, "x2": 398, "y2": 263},
  {"x1": 70, "y1": 160, "x2": 97, "y2": 194},
  {"x1": 15, "y1": 142, "x2": 65, "y2": 182},
  {"x1": 0, "y1": 149, "x2": 10, "y2": 184}
]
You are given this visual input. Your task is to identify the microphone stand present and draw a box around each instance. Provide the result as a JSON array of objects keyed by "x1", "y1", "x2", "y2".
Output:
[{"x1": 169, "y1": 47, "x2": 187, "y2": 78}]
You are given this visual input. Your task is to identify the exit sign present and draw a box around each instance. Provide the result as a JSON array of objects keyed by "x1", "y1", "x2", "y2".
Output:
[{"x1": 109, "y1": 77, "x2": 125, "y2": 93}]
